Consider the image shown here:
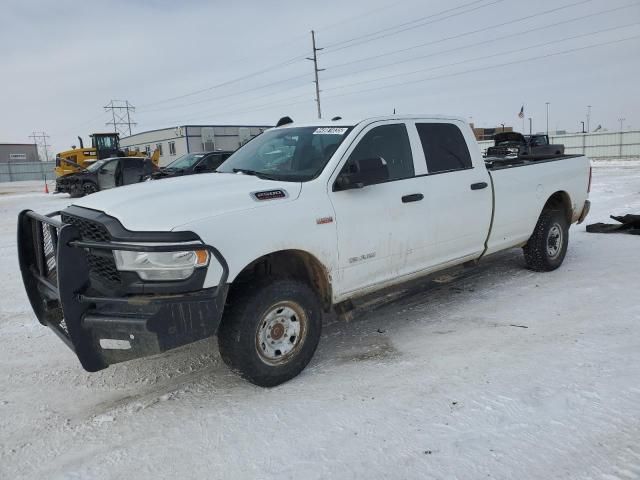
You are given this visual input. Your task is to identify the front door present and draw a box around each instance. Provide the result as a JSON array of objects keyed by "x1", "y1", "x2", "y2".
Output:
[
  {"x1": 329, "y1": 122, "x2": 433, "y2": 297},
  {"x1": 97, "y1": 159, "x2": 119, "y2": 190}
]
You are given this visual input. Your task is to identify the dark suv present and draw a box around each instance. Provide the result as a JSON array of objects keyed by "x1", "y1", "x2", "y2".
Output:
[
  {"x1": 150, "y1": 151, "x2": 233, "y2": 180},
  {"x1": 55, "y1": 157, "x2": 155, "y2": 198}
]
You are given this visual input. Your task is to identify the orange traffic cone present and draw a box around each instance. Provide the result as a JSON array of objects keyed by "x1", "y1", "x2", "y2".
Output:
[{"x1": 44, "y1": 181, "x2": 49, "y2": 194}]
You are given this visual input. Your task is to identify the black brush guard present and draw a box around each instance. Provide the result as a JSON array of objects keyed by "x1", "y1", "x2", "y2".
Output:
[{"x1": 17, "y1": 210, "x2": 229, "y2": 372}]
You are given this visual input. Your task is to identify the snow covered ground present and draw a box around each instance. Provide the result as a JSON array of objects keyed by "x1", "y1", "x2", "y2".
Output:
[{"x1": 1, "y1": 163, "x2": 639, "y2": 480}]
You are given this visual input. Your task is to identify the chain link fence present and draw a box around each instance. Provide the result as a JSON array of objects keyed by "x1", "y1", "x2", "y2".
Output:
[{"x1": 0, "y1": 161, "x2": 56, "y2": 182}]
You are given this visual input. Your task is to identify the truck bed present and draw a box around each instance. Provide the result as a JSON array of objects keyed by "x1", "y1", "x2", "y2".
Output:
[{"x1": 484, "y1": 154, "x2": 583, "y2": 171}]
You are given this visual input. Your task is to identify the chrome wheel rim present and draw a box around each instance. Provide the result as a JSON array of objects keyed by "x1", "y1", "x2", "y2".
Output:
[
  {"x1": 255, "y1": 301, "x2": 307, "y2": 366},
  {"x1": 547, "y1": 223, "x2": 563, "y2": 259}
]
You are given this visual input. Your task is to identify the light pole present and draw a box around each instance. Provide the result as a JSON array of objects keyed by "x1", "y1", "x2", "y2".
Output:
[
  {"x1": 528, "y1": 118, "x2": 532, "y2": 135},
  {"x1": 500, "y1": 123, "x2": 505, "y2": 132},
  {"x1": 580, "y1": 121, "x2": 585, "y2": 133},
  {"x1": 587, "y1": 105, "x2": 592, "y2": 132},
  {"x1": 545, "y1": 102, "x2": 550, "y2": 136},
  {"x1": 618, "y1": 118, "x2": 626, "y2": 131}
]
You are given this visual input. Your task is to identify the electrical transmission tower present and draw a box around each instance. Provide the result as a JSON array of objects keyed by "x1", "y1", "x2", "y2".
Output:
[
  {"x1": 306, "y1": 30, "x2": 325, "y2": 119},
  {"x1": 104, "y1": 100, "x2": 136, "y2": 136},
  {"x1": 29, "y1": 131, "x2": 51, "y2": 162}
]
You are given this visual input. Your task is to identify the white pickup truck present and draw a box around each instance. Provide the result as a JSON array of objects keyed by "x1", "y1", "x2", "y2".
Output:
[{"x1": 18, "y1": 115, "x2": 591, "y2": 386}]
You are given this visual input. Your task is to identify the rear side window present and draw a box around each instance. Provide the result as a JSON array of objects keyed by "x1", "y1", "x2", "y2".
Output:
[
  {"x1": 122, "y1": 158, "x2": 144, "y2": 170},
  {"x1": 416, "y1": 123, "x2": 472, "y2": 173}
]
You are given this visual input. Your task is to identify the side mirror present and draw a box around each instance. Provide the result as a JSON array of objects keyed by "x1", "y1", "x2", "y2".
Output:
[{"x1": 335, "y1": 157, "x2": 389, "y2": 191}]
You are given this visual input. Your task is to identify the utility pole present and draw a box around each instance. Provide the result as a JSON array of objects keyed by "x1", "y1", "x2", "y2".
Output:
[
  {"x1": 528, "y1": 118, "x2": 532, "y2": 135},
  {"x1": 586, "y1": 105, "x2": 592, "y2": 132},
  {"x1": 545, "y1": 102, "x2": 550, "y2": 136},
  {"x1": 104, "y1": 100, "x2": 136, "y2": 136},
  {"x1": 29, "y1": 131, "x2": 51, "y2": 162},
  {"x1": 618, "y1": 118, "x2": 626, "y2": 131},
  {"x1": 306, "y1": 30, "x2": 325, "y2": 119},
  {"x1": 580, "y1": 121, "x2": 585, "y2": 133}
]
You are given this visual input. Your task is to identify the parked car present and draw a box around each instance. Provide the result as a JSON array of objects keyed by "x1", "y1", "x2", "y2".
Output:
[
  {"x1": 486, "y1": 132, "x2": 565, "y2": 159},
  {"x1": 55, "y1": 156, "x2": 155, "y2": 197},
  {"x1": 18, "y1": 115, "x2": 591, "y2": 387},
  {"x1": 150, "y1": 151, "x2": 234, "y2": 180}
]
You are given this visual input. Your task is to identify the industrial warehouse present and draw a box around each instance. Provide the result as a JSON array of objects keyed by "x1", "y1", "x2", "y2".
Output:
[{"x1": 119, "y1": 124, "x2": 270, "y2": 166}]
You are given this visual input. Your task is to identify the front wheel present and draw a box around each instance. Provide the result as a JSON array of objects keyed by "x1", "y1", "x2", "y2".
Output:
[
  {"x1": 83, "y1": 182, "x2": 98, "y2": 196},
  {"x1": 217, "y1": 279, "x2": 322, "y2": 387},
  {"x1": 523, "y1": 208, "x2": 569, "y2": 271}
]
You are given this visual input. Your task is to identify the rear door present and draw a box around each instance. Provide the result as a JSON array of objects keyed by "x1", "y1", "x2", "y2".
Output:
[
  {"x1": 413, "y1": 121, "x2": 492, "y2": 265},
  {"x1": 121, "y1": 158, "x2": 145, "y2": 185}
]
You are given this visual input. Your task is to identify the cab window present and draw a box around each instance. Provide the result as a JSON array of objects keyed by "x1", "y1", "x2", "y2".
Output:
[
  {"x1": 341, "y1": 123, "x2": 414, "y2": 186},
  {"x1": 416, "y1": 123, "x2": 472, "y2": 174}
]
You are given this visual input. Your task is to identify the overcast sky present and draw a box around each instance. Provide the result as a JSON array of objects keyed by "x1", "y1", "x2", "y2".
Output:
[{"x1": 2, "y1": 0, "x2": 639, "y2": 154}]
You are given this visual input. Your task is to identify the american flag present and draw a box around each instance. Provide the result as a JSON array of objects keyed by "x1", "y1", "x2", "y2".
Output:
[{"x1": 518, "y1": 105, "x2": 524, "y2": 119}]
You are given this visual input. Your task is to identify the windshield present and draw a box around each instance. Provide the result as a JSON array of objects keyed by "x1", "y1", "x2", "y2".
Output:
[
  {"x1": 217, "y1": 126, "x2": 353, "y2": 181},
  {"x1": 85, "y1": 159, "x2": 108, "y2": 172},
  {"x1": 165, "y1": 153, "x2": 206, "y2": 170}
]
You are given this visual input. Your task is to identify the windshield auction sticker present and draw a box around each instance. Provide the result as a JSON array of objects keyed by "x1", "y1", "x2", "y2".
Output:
[{"x1": 313, "y1": 127, "x2": 348, "y2": 135}]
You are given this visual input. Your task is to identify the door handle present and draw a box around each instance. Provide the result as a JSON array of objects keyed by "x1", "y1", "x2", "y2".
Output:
[
  {"x1": 402, "y1": 193, "x2": 424, "y2": 203},
  {"x1": 470, "y1": 182, "x2": 488, "y2": 190}
]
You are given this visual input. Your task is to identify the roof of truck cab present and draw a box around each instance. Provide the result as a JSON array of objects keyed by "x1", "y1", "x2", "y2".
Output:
[{"x1": 272, "y1": 114, "x2": 468, "y2": 129}]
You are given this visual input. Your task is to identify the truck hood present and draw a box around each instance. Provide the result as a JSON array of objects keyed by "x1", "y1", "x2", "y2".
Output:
[{"x1": 70, "y1": 172, "x2": 302, "y2": 231}]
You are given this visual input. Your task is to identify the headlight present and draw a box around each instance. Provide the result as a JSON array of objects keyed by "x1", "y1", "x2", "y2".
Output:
[{"x1": 113, "y1": 247, "x2": 209, "y2": 281}]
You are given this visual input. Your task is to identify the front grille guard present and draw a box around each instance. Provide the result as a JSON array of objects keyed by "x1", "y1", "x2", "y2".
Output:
[{"x1": 17, "y1": 209, "x2": 229, "y2": 372}]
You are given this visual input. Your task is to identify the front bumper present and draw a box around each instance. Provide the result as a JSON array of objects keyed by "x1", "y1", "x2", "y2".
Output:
[{"x1": 17, "y1": 209, "x2": 229, "y2": 372}]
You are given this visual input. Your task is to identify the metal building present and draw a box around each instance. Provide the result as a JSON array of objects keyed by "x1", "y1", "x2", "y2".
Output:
[
  {"x1": 0, "y1": 143, "x2": 39, "y2": 163},
  {"x1": 120, "y1": 125, "x2": 271, "y2": 166}
]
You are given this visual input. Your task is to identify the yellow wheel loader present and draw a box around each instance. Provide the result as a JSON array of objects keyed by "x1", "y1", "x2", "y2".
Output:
[{"x1": 55, "y1": 133, "x2": 159, "y2": 177}]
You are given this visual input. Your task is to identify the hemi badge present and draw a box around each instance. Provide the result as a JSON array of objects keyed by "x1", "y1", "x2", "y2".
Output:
[{"x1": 316, "y1": 216, "x2": 333, "y2": 225}]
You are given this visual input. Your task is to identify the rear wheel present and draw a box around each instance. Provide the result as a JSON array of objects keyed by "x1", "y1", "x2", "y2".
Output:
[
  {"x1": 523, "y1": 208, "x2": 569, "y2": 271},
  {"x1": 217, "y1": 279, "x2": 322, "y2": 387}
]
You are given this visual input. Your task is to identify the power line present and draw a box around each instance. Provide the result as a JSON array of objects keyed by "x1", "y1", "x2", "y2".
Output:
[
  {"x1": 315, "y1": 0, "x2": 407, "y2": 33},
  {"x1": 131, "y1": 1, "x2": 501, "y2": 112},
  {"x1": 321, "y1": 22, "x2": 640, "y2": 94},
  {"x1": 159, "y1": 33, "x2": 640, "y2": 126},
  {"x1": 136, "y1": 1, "x2": 636, "y2": 120},
  {"x1": 104, "y1": 100, "x2": 136, "y2": 136},
  {"x1": 136, "y1": 54, "x2": 308, "y2": 109},
  {"x1": 321, "y1": 34, "x2": 640, "y2": 102},
  {"x1": 321, "y1": 0, "x2": 594, "y2": 55},
  {"x1": 131, "y1": 0, "x2": 625, "y2": 128},
  {"x1": 321, "y1": 0, "x2": 495, "y2": 51},
  {"x1": 323, "y1": 2, "x2": 637, "y2": 72},
  {"x1": 137, "y1": 71, "x2": 312, "y2": 114}
]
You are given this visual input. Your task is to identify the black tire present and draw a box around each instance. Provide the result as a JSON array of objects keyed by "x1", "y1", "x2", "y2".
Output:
[
  {"x1": 68, "y1": 187, "x2": 84, "y2": 198},
  {"x1": 523, "y1": 208, "x2": 569, "y2": 271},
  {"x1": 217, "y1": 279, "x2": 322, "y2": 387},
  {"x1": 83, "y1": 182, "x2": 98, "y2": 196}
]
